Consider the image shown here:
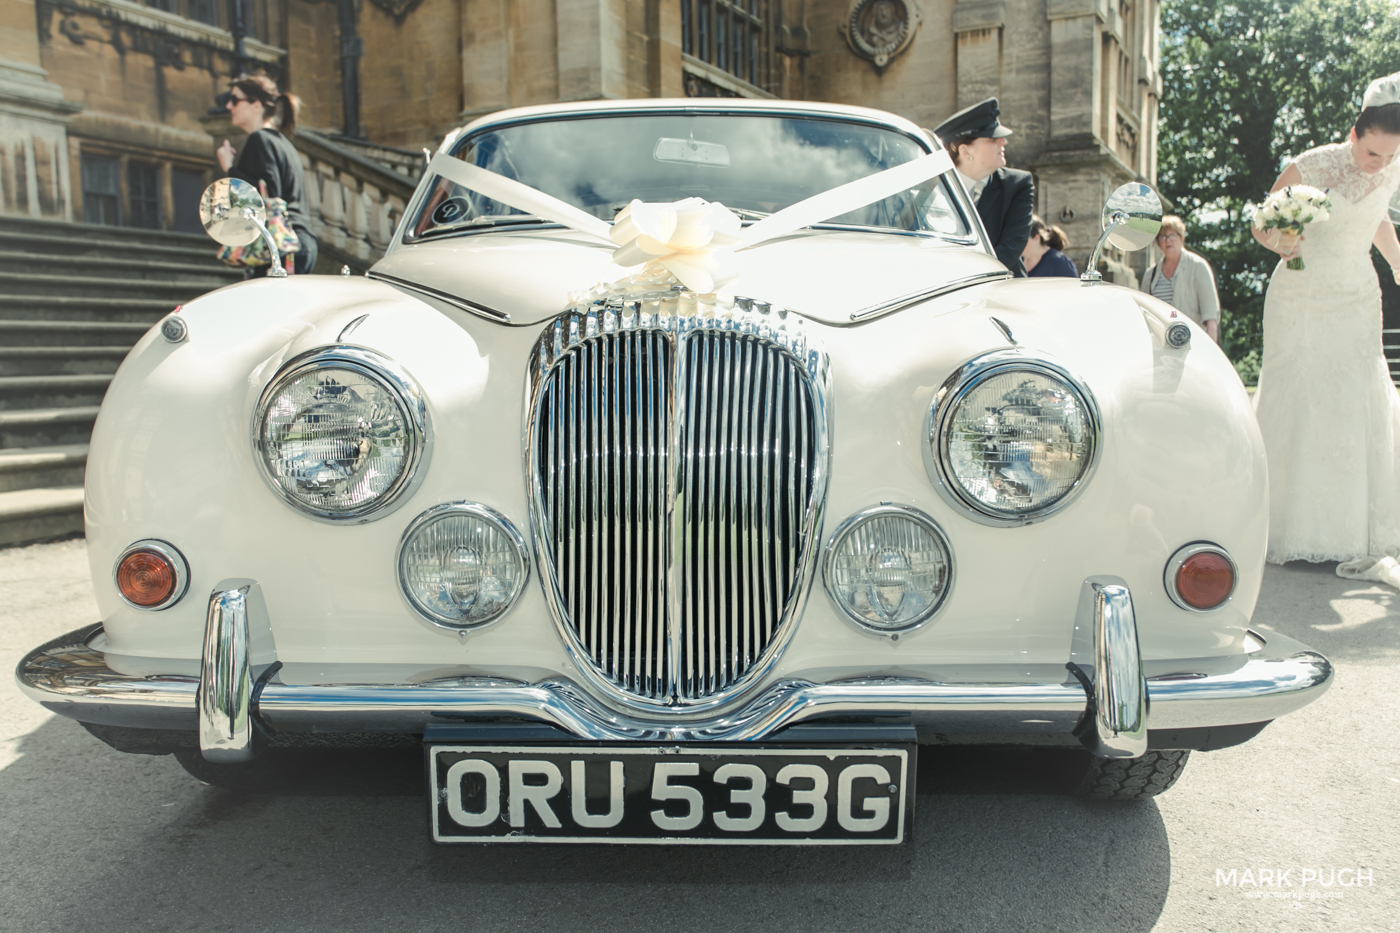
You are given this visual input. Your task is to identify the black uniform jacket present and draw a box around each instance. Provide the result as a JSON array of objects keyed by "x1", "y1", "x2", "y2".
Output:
[{"x1": 975, "y1": 167, "x2": 1034, "y2": 277}]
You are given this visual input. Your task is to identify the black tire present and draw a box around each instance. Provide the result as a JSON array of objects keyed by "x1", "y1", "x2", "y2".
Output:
[
  {"x1": 173, "y1": 750, "x2": 298, "y2": 792},
  {"x1": 1069, "y1": 749, "x2": 1192, "y2": 800}
]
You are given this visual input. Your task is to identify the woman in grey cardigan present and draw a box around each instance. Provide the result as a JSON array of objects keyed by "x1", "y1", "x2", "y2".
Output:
[{"x1": 1140, "y1": 216, "x2": 1221, "y2": 343}]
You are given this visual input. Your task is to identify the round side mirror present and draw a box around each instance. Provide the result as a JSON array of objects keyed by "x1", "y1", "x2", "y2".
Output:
[
  {"x1": 200, "y1": 178, "x2": 266, "y2": 247},
  {"x1": 1101, "y1": 183, "x2": 1163, "y2": 251}
]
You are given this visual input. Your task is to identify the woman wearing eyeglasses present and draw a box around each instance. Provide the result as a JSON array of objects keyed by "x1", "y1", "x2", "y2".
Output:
[
  {"x1": 1139, "y1": 215, "x2": 1220, "y2": 343},
  {"x1": 215, "y1": 74, "x2": 317, "y2": 276}
]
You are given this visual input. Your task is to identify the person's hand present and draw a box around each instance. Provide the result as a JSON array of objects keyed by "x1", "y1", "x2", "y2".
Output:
[
  {"x1": 216, "y1": 139, "x2": 236, "y2": 172},
  {"x1": 1393, "y1": 266, "x2": 1400, "y2": 287}
]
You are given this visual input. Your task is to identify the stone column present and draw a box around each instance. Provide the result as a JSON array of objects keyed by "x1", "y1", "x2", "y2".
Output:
[
  {"x1": 0, "y1": 0, "x2": 81, "y2": 220},
  {"x1": 556, "y1": 0, "x2": 628, "y2": 101},
  {"x1": 952, "y1": 0, "x2": 1005, "y2": 110}
]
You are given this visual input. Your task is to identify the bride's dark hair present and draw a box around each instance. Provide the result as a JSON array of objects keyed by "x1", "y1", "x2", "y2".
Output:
[{"x1": 1355, "y1": 103, "x2": 1400, "y2": 137}]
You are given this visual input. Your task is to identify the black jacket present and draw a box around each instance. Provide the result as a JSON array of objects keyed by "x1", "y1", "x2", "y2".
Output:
[
  {"x1": 228, "y1": 128, "x2": 312, "y2": 239},
  {"x1": 975, "y1": 167, "x2": 1034, "y2": 277}
]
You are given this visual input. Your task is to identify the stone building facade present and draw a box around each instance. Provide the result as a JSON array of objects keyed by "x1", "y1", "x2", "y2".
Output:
[{"x1": 1, "y1": 0, "x2": 1160, "y2": 272}]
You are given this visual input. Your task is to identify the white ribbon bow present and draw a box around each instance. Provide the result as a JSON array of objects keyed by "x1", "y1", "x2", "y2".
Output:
[
  {"x1": 608, "y1": 198, "x2": 743, "y2": 293},
  {"x1": 424, "y1": 148, "x2": 955, "y2": 295}
]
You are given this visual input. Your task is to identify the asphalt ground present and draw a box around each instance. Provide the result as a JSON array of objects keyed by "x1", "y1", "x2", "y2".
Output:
[{"x1": 1, "y1": 538, "x2": 1395, "y2": 933}]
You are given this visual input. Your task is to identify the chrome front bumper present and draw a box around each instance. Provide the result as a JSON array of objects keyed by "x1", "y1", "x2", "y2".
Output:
[{"x1": 17, "y1": 578, "x2": 1333, "y2": 760}]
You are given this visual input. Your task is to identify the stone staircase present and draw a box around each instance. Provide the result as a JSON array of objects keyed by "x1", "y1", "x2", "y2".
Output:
[{"x1": 0, "y1": 215, "x2": 242, "y2": 547}]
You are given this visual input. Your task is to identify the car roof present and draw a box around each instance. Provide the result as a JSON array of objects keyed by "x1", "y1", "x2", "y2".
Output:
[{"x1": 442, "y1": 98, "x2": 938, "y2": 152}]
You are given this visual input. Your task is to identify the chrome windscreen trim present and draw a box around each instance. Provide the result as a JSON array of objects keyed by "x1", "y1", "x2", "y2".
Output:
[
  {"x1": 251, "y1": 344, "x2": 432, "y2": 524},
  {"x1": 923, "y1": 348, "x2": 1103, "y2": 527},
  {"x1": 17, "y1": 625, "x2": 1333, "y2": 742},
  {"x1": 366, "y1": 270, "x2": 511, "y2": 322},
  {"x1": 849, "y1": 270, "x2": 1011, "y2": 322},
  {"x1": 112, "y1": 539, "x2": 190, "y2": 611},
  {"x1": 1164, "y1": 542, "x2": 1238, "y2": 612}
]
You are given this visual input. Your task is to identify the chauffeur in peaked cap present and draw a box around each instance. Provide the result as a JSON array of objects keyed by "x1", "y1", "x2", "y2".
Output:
[{"x1": 933, "y1": 98, "x2": 1035, "y2": 277}]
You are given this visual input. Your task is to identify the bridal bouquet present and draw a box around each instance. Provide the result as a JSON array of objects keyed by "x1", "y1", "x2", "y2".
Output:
[{"x1": 1252, "y1": 185, "x2": 1332, "y2": 270}]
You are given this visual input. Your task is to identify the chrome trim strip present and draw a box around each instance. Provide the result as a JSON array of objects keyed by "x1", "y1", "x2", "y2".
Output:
[
  {"x1": 923, "y1": 348, "x2": 1103, "y2": 527},
  {"x1": 112, "y1": 539, "x2": 190, "y2": 612},
  {"x1": 849, "y1": 271, "x2": 1012, "y2": 322},
  {"x1": 395, "y1": 501, "x2": 532, "y2": 631},
  {"x1": 199, "y1": 584, "x2": 256, "y2": 762},
  {"x1": 1164, "y1": 542, "x2": 1238, "y2": 612},
  {"x1": 1086, "y1": 580, "x2": 1148, "y2": 758},
  {"x1": 251, "y1": 345, "x2": 432, "y2": 524},
  {"x1": 17, "y1": 626, "x2": 1333, "y2": 741},
  {"x1": 365, "y1": 270, "x2": 511, "y2": 322},
  {"x1": 821, "y1": 504, "x2": 956, "y2": 636}
]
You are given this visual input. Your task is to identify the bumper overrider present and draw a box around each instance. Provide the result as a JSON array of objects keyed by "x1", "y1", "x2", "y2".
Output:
[{"x1": 17, "y1": 577, "x2": 1333, "y2": 763}]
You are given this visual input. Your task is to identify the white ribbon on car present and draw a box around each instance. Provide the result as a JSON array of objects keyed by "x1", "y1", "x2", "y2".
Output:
[{"x1": 425, "y1": 148, "x2": 956, "y2": 294}]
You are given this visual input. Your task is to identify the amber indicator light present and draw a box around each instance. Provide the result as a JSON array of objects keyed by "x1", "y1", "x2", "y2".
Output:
[
  {"x1": 1176, "y1": 551, "x2": 1234, "y2": 610},
  {"x1": 116, "y1": 549, "x2": 177, "y2": 607}
]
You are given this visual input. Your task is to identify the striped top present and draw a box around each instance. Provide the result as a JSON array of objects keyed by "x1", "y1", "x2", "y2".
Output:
[{"x1": 1150, "y1": 267, "x2": 1175, "y2": 304}]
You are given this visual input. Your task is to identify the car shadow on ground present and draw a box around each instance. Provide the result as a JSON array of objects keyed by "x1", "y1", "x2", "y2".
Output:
[
  {"x1": 0, "y1": 716, "x2": 1169, "y2": 933},
  {"x1": 1257, "y1": 561, "x2": 1399, "y2": 662}
]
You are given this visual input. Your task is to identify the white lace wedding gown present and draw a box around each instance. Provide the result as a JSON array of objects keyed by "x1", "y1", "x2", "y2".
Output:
[{"x1": 1253, "y1": 142, "x2": 1400, "y2": 563}]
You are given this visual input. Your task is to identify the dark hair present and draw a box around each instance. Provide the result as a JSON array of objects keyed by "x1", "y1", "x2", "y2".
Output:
[
  {"x1": 1355, "y1": 103, "x2": 1400, "y2": 138},
  {"x1": 1029, "y1": 215, "x2": 1069, "y2": 251},
  {"x1": 945, "y1": 135, "x2": 979, "y2": 165},
  {"x1": 231, "y1": 74, "x2": 300, "y2": 136}
]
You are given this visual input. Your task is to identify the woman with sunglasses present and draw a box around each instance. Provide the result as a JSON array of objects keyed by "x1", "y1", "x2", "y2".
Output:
[{"x1": 216, "y1": 74, "x2": 317, "y2": 276}]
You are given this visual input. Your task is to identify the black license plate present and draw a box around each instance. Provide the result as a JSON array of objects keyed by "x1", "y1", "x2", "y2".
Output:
[{"x1": 428, "y1": 744, "x2": 912, "y2": 845}]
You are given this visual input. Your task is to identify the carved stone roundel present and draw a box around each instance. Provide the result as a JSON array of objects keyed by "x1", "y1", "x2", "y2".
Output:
[{"x1": 842, "y1": 0, "x2": 921, "y2": 69}]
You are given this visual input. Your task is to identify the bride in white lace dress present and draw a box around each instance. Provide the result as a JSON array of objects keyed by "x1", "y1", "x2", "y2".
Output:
[{"x1": 1251, "y1": 73, "x2": 1400, "y2": 570}]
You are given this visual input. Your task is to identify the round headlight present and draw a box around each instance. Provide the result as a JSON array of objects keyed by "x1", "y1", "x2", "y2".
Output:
[
  {"x1": 254, "y1": 347, "x2": 428, "y2": 521},
  {"x1": 929, "y1": 352, "x2": 1099, "y2": 524},
  {"x1": 398, "y1": 502, "x2": 530, "y2": 630},
  {"x1": 824, "y1": 505, "x2": 954, "y2": 634}
]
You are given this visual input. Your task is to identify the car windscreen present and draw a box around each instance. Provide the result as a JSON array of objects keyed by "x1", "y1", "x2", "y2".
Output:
[{"x1": 406, "y1": 113, "x2": 971, "y2": 241}]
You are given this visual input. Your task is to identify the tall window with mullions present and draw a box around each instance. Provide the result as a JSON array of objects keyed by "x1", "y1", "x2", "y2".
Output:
[{"x1": 682, "y1": 0, "x2": 769, "y2": 91}]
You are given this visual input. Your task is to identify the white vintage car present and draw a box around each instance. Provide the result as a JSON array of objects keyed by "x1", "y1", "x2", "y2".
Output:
[{"x1": 19, "y1": 99, "x2": 1332, "y2": 845}]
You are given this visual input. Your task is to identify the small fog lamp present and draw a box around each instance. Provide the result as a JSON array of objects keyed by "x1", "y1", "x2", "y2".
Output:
[
  {"x1": 398, "y1": 503, "x2": 529, "y2": 630},
  {"x1": 824, "y1": 505, "x2": 954, "y2": 634}
]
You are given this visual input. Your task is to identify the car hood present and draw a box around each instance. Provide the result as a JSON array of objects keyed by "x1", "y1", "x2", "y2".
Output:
[{"x1": 370, "y1": 228, "x2": 1007, "y2": 326}]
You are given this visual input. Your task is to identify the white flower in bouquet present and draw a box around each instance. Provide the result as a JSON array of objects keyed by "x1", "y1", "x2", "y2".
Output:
[{"x1": 1252, "y1": 184, "x2": 1333, "y2": 270}]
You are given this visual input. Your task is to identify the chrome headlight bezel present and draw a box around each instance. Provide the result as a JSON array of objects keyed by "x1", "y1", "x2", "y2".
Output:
[
  {"x1": 396, "y1": 501, "x2": 531, "y2": 631},
  {"x1": 925, "y1": 349, "x2": 1102, "y2": 526},
  {"x1": 822, "y1": 504, "x2": 956, "y2": 636},
  {"x1": 252, "y1": 345, "x2": 431, "y2": 523}
]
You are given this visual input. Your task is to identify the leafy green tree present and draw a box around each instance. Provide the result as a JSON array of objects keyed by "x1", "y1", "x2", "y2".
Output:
[{"x1": 1157, "y1": 0, "x2": 1400, "y2": 378}]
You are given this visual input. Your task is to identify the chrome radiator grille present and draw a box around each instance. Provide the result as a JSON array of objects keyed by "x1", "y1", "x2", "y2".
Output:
[{"x1": 527, "y1": 297, "x2": 828, "y2": 711}]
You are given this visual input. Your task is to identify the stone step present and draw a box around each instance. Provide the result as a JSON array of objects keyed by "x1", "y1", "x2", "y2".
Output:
[
  {"x1": 0, "y1": 250, "x2": 243, "y2": 284},
  {"x1": 0, "y1": 406, "x2": 100, "y2": 448},
  {"x1": 0, "y1": 346, "x2": 131, "y2": 377},
  {"x1": 0, "y1": 271, "x2": 228, "y2": 301},
  {"x1": 0, "y1": 319, "x2": 153, "y2": 346},
  {"x1": 0, "y1": 486, "x2": 84, "y2": 547},
  {"x1": 0, "y1": 214, "x2": 214, "y2": 249},
  {"x1": 0, "y1": 228, "x2": 219, "y2": 263},
  {"x1": 0, "y1": 295, "x2": 177, "y2": 324},
  {"x1": 0, "y1": 374, "x2": 112, "y2": 411},
  {"x1": 0, "y1": 444, "x2": 88, "y2": 493}
]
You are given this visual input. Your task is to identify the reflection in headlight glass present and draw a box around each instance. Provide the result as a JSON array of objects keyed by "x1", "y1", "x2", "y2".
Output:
[
  {"x1": 828, "y1": 513, "x2": 951, "y2": 630},
  {"x1": 400, "y1": 512, "x2": 525, "y2": 627},
  {"x1": 260, "y1": 368, "x2": 411, "y2": 515},
  {"x1": 946, "y1": 370, "x2": 1090, "y2": 515}
]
